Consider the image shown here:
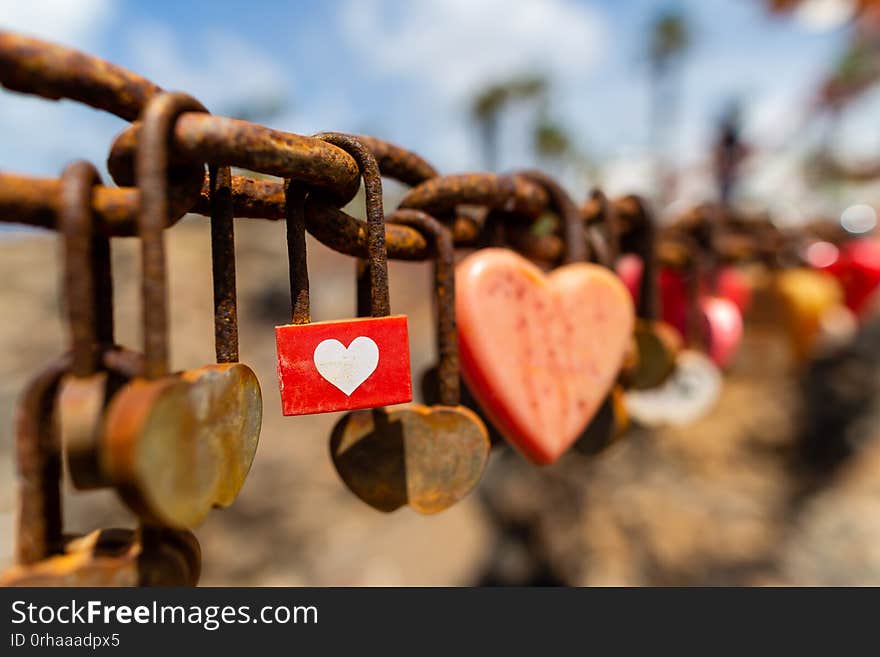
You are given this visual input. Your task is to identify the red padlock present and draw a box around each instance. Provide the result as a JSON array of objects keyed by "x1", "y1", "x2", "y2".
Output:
[
  {"x1": 619, "y1": 257, "x2": 749, "y2": 338},
  {"x1": 275, "y1": 135, "x2": 412, "y2": 416},
  {"x1": 818, "y1": 237, "x2": 880, "y2": 316}
]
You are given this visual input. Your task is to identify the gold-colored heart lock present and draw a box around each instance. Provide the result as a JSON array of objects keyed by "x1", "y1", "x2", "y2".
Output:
[
  {"x1": 99, "y1": 94, "x2": 261, "y2": 528},
  {"x1": 54, "y1": 161, "x2": 131, "y2": 490},
  {"x1": 1, "y1": 355, "x2": 200, "y2": 587},
  {"x1": 1, "y1": 528, "x2": 200, "y2": 588},
  {"x1": 775, "y1": 267, "x2": 848, "y2": 362},
  {"x1": 630, "y1": 318, "x2": 681, "y2": 389},
  {"x1": 330, "y1": 204, "x2": 489, "y2": 514}
]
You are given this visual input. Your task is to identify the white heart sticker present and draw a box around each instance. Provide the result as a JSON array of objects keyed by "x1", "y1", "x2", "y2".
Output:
[{"x1": 313, "y1": 336, "x2": 380, "y2": 396}]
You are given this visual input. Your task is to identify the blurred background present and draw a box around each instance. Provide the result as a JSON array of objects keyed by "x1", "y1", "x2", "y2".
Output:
[{"x1": 4, "y1": 0, "x2": 880, "y2": 585}]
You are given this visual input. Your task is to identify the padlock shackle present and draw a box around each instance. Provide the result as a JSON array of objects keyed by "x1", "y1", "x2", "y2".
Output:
[
  {"x1": 583, "y1": 188, "x2": 617, "y2": 268},
  {"x1": 16, "y1": 355, "x2": 69, "y2": 564},
  {"x1": 136, "y1": 92, "x2": 208, "y2": 379},
  {"x1": 285, "y1": 180, "x2": 311, "y2": 325},
  {"x1": 516, "y1": 170, "x2": 587, "y2": 265},
  {"x1": 618, "y1": 195, "x2": 660, "y2": 322},
  {"x1": 60, "y1": 161, "x2": 114, "y2": 377},
  {"x1": 672, "y1": 232, "x2": 709, "y2": 349},
  {"x1": 314, "y1": 133, "x2": 391, "y2": 318},
  {"x1": 208, "y1": 164, "x2": 240, "y2": 363},
  {"x1": 389, "y1": 209, "x2": 459, "y2": 407}
]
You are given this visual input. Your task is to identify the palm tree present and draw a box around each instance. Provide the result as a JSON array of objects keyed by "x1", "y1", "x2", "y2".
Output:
[
  {"x1": 648, "y1": 8, "x2": 691, "y2": 200},
  {"x1": 533, "y1": 113, "x2": 572, "y2": 178},
  {"x1": 472, "y1": 75, "x2": 547, "y2": 170}
]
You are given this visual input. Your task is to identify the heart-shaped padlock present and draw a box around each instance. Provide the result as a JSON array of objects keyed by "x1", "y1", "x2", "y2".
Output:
[
  {"x1": 275, "y1": 134, "x2": 412, "y2": 415},
  {"x1": 2, "y1": 355, "x2": 199, "y2": 587},
  {"x1": 101, "y1": 93, "x2": 261, "y2": 528},
  {"x1": 455, "y1": 173, "x2": 634, "y2": 464},
  {"x1": 54, "y1": 161, "x2": 131, "y2": 490},
  {"x1": 625, "y1": 235, "x2": 724, "y2": 427},
  {"x1": 331, "y1": 208, "x2": 490, "y2": 513},
  {"x1": 818, "y1": 236, "x2": 880, "y2": 315},
  {"x1": 776, "y1": 267, "x2": 850, "y2": 362}
]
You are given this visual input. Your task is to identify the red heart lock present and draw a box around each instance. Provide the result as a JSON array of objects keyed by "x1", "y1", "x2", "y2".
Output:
[
  {"x1": 618, "y1": 256, "x2": 749, "y2": 336},
  {"x1": 700, "y1": 295, "x2": 743, "y2": 369},
  {"x1": 820, "y1": 238, "x2": 880, "y2": 315},
  {"x1": 275, "y1": 135, "x2": 412, "y2": 417},
  {"x1": 716, "y1": 266, "x2": 751, "y2": 314},
  {"x1": 618, "y1": 255, "x2": 743, "y2": 367},
  {"x1": 456, "y1": 248, "x2": 634, "y2": 464},
  {"x1": 617, "y1": 256, "x2": 689, "y2": 337}
]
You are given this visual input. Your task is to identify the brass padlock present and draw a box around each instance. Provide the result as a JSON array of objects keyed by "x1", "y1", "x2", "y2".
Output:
[
  {"x1": 622, "y1": 210, "x2": 722, "y2": 427},
  {"x1": 55, "y1": 161, "x2": 132, "y2": 490},
  {"x1": 331, "y1": 208, "x2": 490, "y2": 514},
  {"x1": 1, "y1": 356, "x2": 199, "y2": 587},
  {"x1": 101, "y1": 93, "x2": 261, "y2": 528},
  {"x1": 776, "y1": 267, "x2": 849, "y2": 362}
]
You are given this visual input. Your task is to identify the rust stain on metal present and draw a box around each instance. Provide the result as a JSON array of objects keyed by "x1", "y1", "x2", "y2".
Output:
[
  {"x1": 388, "y1": 208, "x2": 459, "y2": 405},
  {"x1": 0, "y1": 31, "x2": 162, "y2": 121},
  {"x1": 315, "y1": 132, "x2": 391, "y2": 317},
  {"x1": 208, "y1": 165, "x2": 240, "y2": 363},
  {"x1": 110, "y1": 115, "x2": 361, "y2": 203},
  {"x1": 399, "y1": 173, "x2": 549, "y2": 218}
]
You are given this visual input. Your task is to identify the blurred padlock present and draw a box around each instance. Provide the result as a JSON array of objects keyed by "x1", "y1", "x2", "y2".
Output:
[
  {"x1": 625, "y1": 350, "x2": 722, "y2": 427},
  {"x1": 275, "y1": 134, "x2": 412, "y2": 416},
  {"x1": 819, "y1": 237, "x2": 880, "y2": 315},
  {"x1": 454, "y1": 173, "x2": 634, "y2": 464},
  {"x1": 615, "y1": 196, "x2": 680, "y2": 389},
  {"x1": 332, "y1": 209, "x2": 489, "y2": 514},
  {"x1": 102, "y1": 93, "x2": 261, "y2": 528},
  {"x1": 1, "y1": 356, "x2": 199, "y2": 587},
  {"x1": 776, "y1": 267, "x2": 848, "y2": 362},
  {"x1": 55, "y1": 161, "x2": 133, "y2": 490}
]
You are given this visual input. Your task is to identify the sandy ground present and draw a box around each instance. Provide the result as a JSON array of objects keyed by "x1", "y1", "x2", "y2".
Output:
[{"x1": 3, "y1": 215, "x2": 880, "y2": 585}]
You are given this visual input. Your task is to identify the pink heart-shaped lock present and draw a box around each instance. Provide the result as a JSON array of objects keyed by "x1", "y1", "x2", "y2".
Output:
[{"x1": 456, "y1": 248, "x2": 634, "y2": 464}]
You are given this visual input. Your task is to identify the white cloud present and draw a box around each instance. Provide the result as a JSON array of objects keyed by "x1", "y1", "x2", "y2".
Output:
[
  {"x1": 0, "y1": 12, "x2": 288, "y2": 177},
  {"x1": 793, "y1": 0, "x2": 856, "y2": 32},
  {"x1": 0, "y1": 0, "x2": 122, "y2": 176},
  {"x1": 0, "y1": 0, "x2": 115, "y2": 47},
  {"x1": 340, "y1": 0, "x2": 605, "y2": 100}
]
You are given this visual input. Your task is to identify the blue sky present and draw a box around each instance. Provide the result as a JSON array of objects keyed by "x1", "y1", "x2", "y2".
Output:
[{"x1": 1, "y1": 0, "x2": 868, "y2": 213}]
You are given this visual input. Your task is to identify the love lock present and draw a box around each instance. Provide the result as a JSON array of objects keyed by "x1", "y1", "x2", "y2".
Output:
[
  {"x1": 275, "y1": 134, "x2": 412, "y2": 415},
  {"x1": 624, "y1": 350, "x2": 722, "y2": 427},
  {"x1": 626, "y1": 237, "x2": 723, "y2": 427},
  {"x1": 615, "y1": 196, "x2": 680, "y2": 389},
  {"x1": 1, "y1": 356, "x2": 199, "y2": 587},
  {"x1": 101, "y1": 93, "x2": 261, "y2": 528},
  {"x1": 331, "y1": 209, "x2": 490, "y2": 514},
  {"x1": 54, "y1": 161, "x2": 131, "y2": 490},
  {"x1": 775, "y1": 267, "x2": 851, "y2": 362},
  {"x1": 664, "y1": 237, "x2": 743, "y2": 370},
  {"x1": 455, "y1": 173, "x2": 634, "y2": 465}
]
